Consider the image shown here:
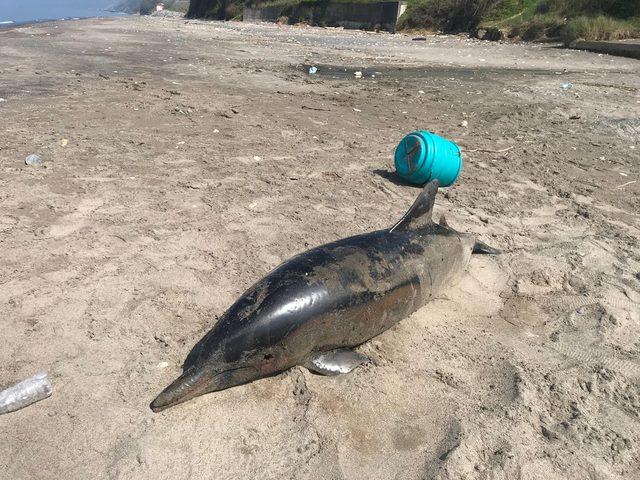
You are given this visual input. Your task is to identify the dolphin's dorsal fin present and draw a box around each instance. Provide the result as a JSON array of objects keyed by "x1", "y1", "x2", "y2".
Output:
[{"x1": 390, "y1": 179, "x2": 440, "y2": 232}]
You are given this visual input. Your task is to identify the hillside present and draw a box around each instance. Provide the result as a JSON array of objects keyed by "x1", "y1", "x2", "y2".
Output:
[
  {"x1": 477, "y1": 0, "x2": 640, "y2": 42},
  {"x1": 352, "y1": 0, "x2": 640, "y2": 41},
  {"x1": 186, "y1": 0, "x2": 640, "y2": 41},
  {"x1": 112, "y1": 0, "x2": 189, "y2": 14}
]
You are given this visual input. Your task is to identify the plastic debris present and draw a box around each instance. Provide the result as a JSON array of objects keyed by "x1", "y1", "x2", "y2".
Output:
[
  {"x1": 412, "y1": 36, "x2": 427, "y2": 41},
  {"x1": 395, "y1": 130, "x2": 462, "y2": 187},
  {"x1": 25, "y1": 154, "x2": 43, "y2": 166},
  {"x1": 59, "y1": 138, "x2": 68, "y2": 147},
  {"x1": 308, "y1": 66, "x2": 317, "y2": 75},
  {"x1": 0, "y1": 372, "x2": 53, "y2": 415},
  {"x1": 461, "y1": 120, "x2": 468, "y2": 127},
  {"x1": 354, "y1": 71, "x2": 363, "y2": 79},
  {"x1": 0, "y1": 98, "x2": 6, "y2": 102},
  {"x1": 561, "y1": 82, "x2": 574, "y2": 90}
]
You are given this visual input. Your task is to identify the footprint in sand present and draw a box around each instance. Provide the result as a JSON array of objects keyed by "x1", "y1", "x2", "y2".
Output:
[
  {"x1": 0, "y1": 214, "x2": 19, "y2": 232},
  {"x1": 551, "y1": 341, "x2": 640, "y2": 380},
  {"x1": 49, "y1": 197, "x2": 103, "y2": 238}
]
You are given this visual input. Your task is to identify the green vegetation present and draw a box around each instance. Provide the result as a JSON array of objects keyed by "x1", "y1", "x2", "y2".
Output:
[
  {"x1": 164, "y1": 0, "x2": 191, "y2": 13},
  {"x1": 185, "y1": 0, "x2": 640, "y2": 42},
  {"x1": 480, "y1": 0, "x2": 640, "y2": 42},
  {"x1": 114, "y1": 0, "x2": 190, "y2": 14},
  {"x1": 187, "y1": 0, "x2": 219, "y2": 19},
  {"x1": 187, "y1": 0, "x2": 385, "y2": 21},
  {"x1": 389, "y1": 0, "x2": 640, "y2": 41},
  {"x1": 398, "y1": 0, "x2": 499, "y2": 32}
]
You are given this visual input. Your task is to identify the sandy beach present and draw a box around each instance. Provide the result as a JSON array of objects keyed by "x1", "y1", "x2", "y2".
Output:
[{"x1": 0, "y1": 15, "x2": 639, "y2": 479}]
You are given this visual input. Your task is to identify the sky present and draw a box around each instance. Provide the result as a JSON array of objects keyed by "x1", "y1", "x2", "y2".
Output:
[{"x1": 0, "y1": 0, "x2": 121, "y2": 24}]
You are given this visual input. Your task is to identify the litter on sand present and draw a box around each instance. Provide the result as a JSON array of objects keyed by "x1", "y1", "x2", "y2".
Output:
[
  {"x1": 25, "y1": 154, "x2": 43, "y2": 166},
  {"x1": 0, "y1": 372, "x2": 53, "y2": 415}
]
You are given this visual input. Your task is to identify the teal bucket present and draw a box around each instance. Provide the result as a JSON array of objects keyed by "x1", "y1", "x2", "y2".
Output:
[{"x1": 394, "y1": 131, "x2": 462, "y2": 187}]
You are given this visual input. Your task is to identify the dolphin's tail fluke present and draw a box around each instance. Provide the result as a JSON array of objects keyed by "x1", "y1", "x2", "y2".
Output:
[{"x1": 150, "y1": 366, "x2": 210, "y2": 413}]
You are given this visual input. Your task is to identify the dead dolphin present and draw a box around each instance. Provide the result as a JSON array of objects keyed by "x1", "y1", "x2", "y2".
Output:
[{"x1": 150, "y1": 180, "x2": 499, "y2": 412}]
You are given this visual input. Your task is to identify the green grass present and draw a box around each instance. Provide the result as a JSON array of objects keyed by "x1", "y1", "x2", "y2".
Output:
[
  {"x1": 483, "y1": 0, "x2": 640, "y2": 42},
  {"x1": 186, "y1": 0, "x2": 640, "y2": 41},
  {"x1": 434, "y1": 0, "x2": 640, "y2": 42},
  {"x1": 563, "y1": 14, "x2": 640, "y2": 41},
  {"x1": 486, "y1": 0, "x2": 536, "y2": 18}
]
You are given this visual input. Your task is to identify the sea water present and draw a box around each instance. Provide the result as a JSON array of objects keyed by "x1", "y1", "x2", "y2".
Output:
[{"x1": 0, "y1": 0, "x2": 123, "y2": 26}]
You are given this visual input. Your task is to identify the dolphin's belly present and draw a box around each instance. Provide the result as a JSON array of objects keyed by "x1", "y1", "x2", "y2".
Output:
[
  {"x1": 316, "y1": 273, "x2": 424, "y2": 349},
  {"x1": 282, "y1": 238, "x2": 434, "y2": 355},
  {"x1": 290, "y1": 229, "x2": 470, "y2": 353}
]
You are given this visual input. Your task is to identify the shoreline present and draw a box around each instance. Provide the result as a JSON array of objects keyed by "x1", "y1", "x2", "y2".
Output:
[
  {"x1": 0, "y1": 12, "x2": 129, "y2": 31},
  {"x1": 4, "y1": 14, "x2": 639, "y2": 63}
]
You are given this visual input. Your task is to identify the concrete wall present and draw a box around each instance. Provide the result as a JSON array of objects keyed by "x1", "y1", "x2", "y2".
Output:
[
  {"x1": 243, "y1": 2, "x2": 405, "y2": 32},
  {"x1": 243, "y1": 5, "x2": 286, "y2": 22},
  {"x1": 569, "y1": 40, "x2": 640, "y2": 60}
]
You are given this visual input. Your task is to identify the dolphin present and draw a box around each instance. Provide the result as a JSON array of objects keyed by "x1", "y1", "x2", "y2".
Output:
[{"x1": 150, "y1": 180, "x2": 499, "y2": 412}]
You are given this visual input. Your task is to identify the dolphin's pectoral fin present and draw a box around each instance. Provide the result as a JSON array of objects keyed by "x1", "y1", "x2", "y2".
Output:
[
  {"x1": 473, "y1": 240, "x2": 501, "y2": 255},
  {"x1": 304, "y1": 349, "x2": 369, "y2": 376}
]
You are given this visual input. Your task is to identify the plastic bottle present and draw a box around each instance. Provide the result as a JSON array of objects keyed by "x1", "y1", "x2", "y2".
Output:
[{"x1": 0, "y1": 372, "x2": 53, "y2": 415}]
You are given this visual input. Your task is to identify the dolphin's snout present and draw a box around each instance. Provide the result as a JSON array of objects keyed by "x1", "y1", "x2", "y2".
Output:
[
  {"x1": 150, "y1": 364, "x2": 263, "y2": 412},
  {"x1": 150, "y1": 366, "x2": 210, "y2": 413},
  {"x1": 150, "y1": 388, "x2": 181, "y2": 413}
]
